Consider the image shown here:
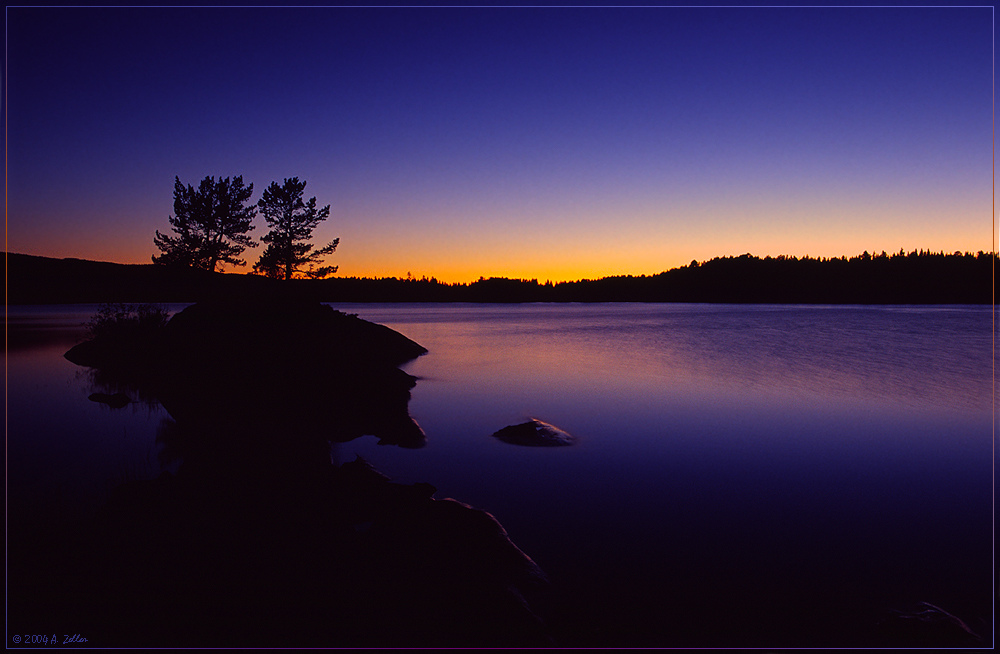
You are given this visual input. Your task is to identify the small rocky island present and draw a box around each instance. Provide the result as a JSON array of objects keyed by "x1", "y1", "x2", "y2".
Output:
[
  {"x1": 44, "y1": 296, "x2": 554, "y2": 647},
  {"x1": 65, "y1": 295, "x2": 429, "y2": 448},
  {"x1": 492, "y1": 419, "x2": 576, "y2": 446}
]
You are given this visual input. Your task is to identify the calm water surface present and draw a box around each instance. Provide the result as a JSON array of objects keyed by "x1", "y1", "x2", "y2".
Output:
[{"x1": 7, "y1": 303, "x2": 994, "y2": 646}]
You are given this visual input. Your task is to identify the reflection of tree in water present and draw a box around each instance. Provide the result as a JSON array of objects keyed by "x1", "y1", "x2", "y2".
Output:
[{"x1": 25, "y1": 297, "x2": 553, "y2": 647}]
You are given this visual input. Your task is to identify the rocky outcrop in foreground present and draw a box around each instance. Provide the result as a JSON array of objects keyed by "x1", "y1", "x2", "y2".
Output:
[
  {"x1": 44, "y1": 297, "x2": 554, "y2": 647},
  {"x1": 20, "y1": 455, "x2": 552, "y2": 648}
]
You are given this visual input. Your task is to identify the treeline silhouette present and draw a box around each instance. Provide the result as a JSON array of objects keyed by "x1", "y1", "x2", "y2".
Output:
[{"x1": 7, "y1": 250, "x2": 997, "y2": 304}]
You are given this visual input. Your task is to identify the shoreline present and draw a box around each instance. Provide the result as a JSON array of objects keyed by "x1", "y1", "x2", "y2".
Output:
[{"x1": 7, "y1": 251, "x2": 996, "y2": 305}]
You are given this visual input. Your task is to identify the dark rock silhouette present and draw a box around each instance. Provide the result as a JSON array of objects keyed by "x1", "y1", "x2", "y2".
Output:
[
  {"x1": 36, "y1": 296, "x2": 555, "y2": 647},
  {"x1": 492, "y1": 419, "x2": 576, "y2": 446},
  {"x1": 875, "y1": 602, "x2": 984, "y2": 648},
  {"x1": 35, "y1": 454, "x2": 551, "y2": 648},
  {"x1": 66, "y1": 295, "x2": 428, "y2": 448},
  {"x1": 87, "y1": 392, "x2": 131, "y2": 408}
]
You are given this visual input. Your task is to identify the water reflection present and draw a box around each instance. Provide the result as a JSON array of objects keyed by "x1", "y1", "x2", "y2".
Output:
[
  {"x1": 356, "y1": 303, "x2": 992, "y2": 414},
  {"x1": 333, "y1": 303, "x2": 993, "y2": 647},
  {"x1": 7, "y1": 302, "x2": 993, "y2": 648}
]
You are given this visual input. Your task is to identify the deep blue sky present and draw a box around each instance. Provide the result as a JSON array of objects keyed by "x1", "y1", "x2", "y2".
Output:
[{"x1": 6, "y1": 6, "x2": 994, "y2": 281}]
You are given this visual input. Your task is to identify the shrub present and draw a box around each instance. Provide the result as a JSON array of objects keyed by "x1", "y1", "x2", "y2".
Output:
[{"x1": 86, "y1": 303, "x2": 170, "y2": 341}]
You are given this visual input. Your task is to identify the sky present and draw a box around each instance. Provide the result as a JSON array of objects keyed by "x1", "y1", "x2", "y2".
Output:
[{"x1": 5, "y1": 6, "x2": 994, "y2": 283}]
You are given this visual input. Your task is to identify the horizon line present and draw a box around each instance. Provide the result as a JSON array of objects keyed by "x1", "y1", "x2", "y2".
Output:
[{"x1": 7, "y1": 248, "x2": 996, "y2": 287}]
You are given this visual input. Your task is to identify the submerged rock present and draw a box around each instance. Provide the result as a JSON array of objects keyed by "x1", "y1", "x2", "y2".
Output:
[
  {"x1": 876, "y1": 602, "x2": 984, "y2": 647},
  {"x1": 491, "y1": 419, "x2": 575, "y2": 447},
  {"x1": 87, "y1": 392, "x2": 131, "y2": 409}
]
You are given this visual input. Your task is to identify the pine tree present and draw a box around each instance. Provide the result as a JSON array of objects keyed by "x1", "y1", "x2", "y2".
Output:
[
  {"x1": 253, "y1": 177, "x2": 339, "y2": 280},
  {"x1": 152, "y1": 175, "x2": 257, "y2": 271}
]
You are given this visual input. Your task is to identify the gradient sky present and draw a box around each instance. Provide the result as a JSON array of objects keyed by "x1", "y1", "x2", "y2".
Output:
[{"x1": 6, "y1": 6, "x2": 994, "y2": 283}]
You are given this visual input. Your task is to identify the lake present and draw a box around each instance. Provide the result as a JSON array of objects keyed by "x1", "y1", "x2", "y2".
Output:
[{"x1": 7, "y1": 302, "x2": 994, "y2": 647}]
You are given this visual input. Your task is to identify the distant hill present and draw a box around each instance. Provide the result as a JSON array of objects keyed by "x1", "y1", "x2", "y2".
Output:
[
  {"x1": 6, "y1": 253, "x2": 281, "y2": 304},
  {"x1": 6, "y1": 250, "x2": 996, "y2": 304}
]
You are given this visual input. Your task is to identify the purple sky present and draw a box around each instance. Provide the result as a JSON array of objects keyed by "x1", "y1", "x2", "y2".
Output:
[{"x1": 6, "y1": 6, "x2": 994, "y2": 282}]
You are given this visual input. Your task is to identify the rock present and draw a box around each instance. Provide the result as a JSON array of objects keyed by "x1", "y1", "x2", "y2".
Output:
[
  {"x1": 877, "y1": 602, "x2": 984, "y2": 647},
  {"x1": 55, "y1": 299, "x2": 556, "y2": 646},
  {"x1": 491, "y1": 419, "x2": 575, "y2": 446},
  {"x1": 65, "y1": 297, "x2": 429, "y2": 449},
  {"x1": 88, "y1": 392, "x2": 131, "y2": 409},
  {"x1": 54, "y1": 455, "x2": 552, "y2": 648}
]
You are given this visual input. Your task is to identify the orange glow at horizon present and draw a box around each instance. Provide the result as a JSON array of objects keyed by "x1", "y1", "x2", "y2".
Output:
[
  {"x1": 10, "y1": 184, "x2": 992, "y2": 285},
  {"x1": 12, "y1": 225, "x2": 993, "y2": 287}
]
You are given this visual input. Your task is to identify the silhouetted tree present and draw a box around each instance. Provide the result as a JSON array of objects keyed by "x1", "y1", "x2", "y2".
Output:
[
  {"x1": 152, "y1": 175, "x2": 257, "y2": 271},
  {"x1": 253, "y1": 177, "x2": 339, "y2": 280}
]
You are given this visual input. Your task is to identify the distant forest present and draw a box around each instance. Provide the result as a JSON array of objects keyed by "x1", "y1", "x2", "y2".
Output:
[{"x1": 6, "y1": 250, "x2": 997, "y2": 305}]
